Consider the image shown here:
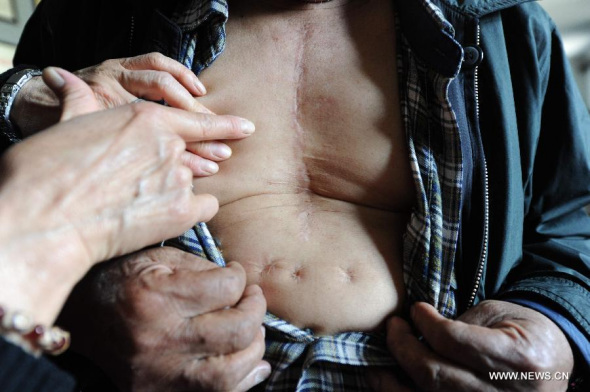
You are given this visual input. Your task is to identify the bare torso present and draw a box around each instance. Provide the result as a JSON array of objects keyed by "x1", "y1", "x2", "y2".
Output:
[{"x1": 194, "y1": 0, "x2": 414, "y2": 335}]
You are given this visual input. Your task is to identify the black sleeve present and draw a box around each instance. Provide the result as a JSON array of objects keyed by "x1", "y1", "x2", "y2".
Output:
[
  {"x1": 13, "y1": 0, "x2": 136, "y2": 71},
  {"x1": 0, "y1": 337, "x2": 75, "y2": 392}
]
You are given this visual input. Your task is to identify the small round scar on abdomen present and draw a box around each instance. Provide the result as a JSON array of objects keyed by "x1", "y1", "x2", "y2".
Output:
[
  {"x1": 260, "y1": 257, "x2": 285, "y2": 275},
  {"x1": 338, "y1": 267, "x2": 355, "y2": 283},
  {"x1": 290, "y1": 266, "x2": 305, "y2": 281}
]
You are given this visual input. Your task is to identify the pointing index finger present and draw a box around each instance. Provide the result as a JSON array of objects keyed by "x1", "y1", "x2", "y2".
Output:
[{"x1": 156, "y1": 106, "x2": 255, "y2": 141}]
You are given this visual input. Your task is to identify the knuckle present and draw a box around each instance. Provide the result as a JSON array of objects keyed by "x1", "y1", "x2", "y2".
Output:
[
  {"x1": 174, "y1": 165, "x2": 193, "y2": 187},
  {"x1": 428, "y1": 322, "x2": 445, "y2": 343},
  {"x1": 133, "y1": 328, "x2": 163, "y2": 353},
  {"x1": 181, "y1": 359, "x2": 213, "y2": 389},
  {"x1": 189, "y1": 141, "x2": 208, "y2": 155},
  {"x1": 203, "y1": 142, "x2": 216, "y2": 156},
  {"x1": 204, "y1": 361, "x2": 240, "y2": 391},
  {"x1": 180, "y1": 152, "x2": 200, "y2": 173},
  {"x1": 195, "y1": 114, "x2": 216, "y2": 137},
  {"x1": 415, "y1": 363, "x2": 442, "y2": 391},
  {"x1": 478, "y1": 300, "x2": 503, "y2": 314},
  {"x1": 86, "y1": 83, "x2": 114, "y2": 104},
  {"x1": 193, "y1": 102, "x2": 211, "y2": 114},
  {"x1": 189, "y1": 361, "x2": 217, "y2": 390},
  {"x1": 515, "y1": 346, "x2": 547, "y2": 372},
  {"x1": 130, "y1": 101, "x2": 159, "y2": 121},
  {"x1": 164, "y1": 137, "x2": 186, "y2": 159},
  {"x1": 144, "y1": 52, "x2": 167, "y2": 68},
  {"x1": 155, "y1": 72, "x2": 175, "y2": 89},
  {"x1": 228, "y1": 317, "x2": 256, "y2": 351},
  {"x1": 164, "y1": 161, "x2": 192, "y2": 189},
  {"x1": 100, "y1": 58, "x2": 118, "y2": 70},
  {"x1": 216, "y1": 270, "x2": 244, "y2": 301},
  {"x1": 167, "y1": 189, "x2": 195, "y2": 223},
  {"x1": 226, "y1": 116, "x2": 244, "y2": 134},
  {"x1": 119, "y1": 284, "x2": 155, "y2": 322}
]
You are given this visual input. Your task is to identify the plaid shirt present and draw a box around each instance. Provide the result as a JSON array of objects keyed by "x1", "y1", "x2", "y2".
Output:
[
  {"x1": 167, "y1": 0, "x2": 464, "y2": 389},
  {"x1": 397, "y1": 1, "x2": 462, "y2": 319},
  {"x1": 156, "y1": 0, "x2": 228, "y2": 75}
]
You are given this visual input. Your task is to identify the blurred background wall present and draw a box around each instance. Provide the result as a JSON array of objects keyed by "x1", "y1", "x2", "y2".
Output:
[
  {"x1": 542, "y1": 0, "x2": 590, "y2": 108},
  {"x1": 0, "y1": 0, "x2": 38, "y2": 71}
]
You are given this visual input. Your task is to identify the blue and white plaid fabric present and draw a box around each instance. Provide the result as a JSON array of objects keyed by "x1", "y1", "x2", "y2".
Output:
[
  {"x1": 174, "y1": 0, "x2": 228, "y2": 75},
  {"x1": 168, "y1": 0, "x2": 464, "y2": 389},
  {"x1": 251, "y1": 314, "x2": 397, "y2": 392},
  {"x1": 177, "y1": 222, "x2": 226, "y2": 267},
  {"x1": 397, "y1": 0, "x2": 462, "y2": 318}
]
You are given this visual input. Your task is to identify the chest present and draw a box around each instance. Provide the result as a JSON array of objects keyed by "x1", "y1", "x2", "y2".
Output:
[{"x1": 196, "y1": 1, "x2": 415, "y2": 210}]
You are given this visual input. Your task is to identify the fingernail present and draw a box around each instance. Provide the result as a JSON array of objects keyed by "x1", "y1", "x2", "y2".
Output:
[
  {"x1": 211, "y1": 144, "x2": 232, "y2": 159},
  {"x1": 195, "y1": 78, "x2": 207, "y2": 95},
  {"x1": 260, "y1": 326, "x2": 266, "y2": 338},
  {"x1": 202, "y1": 161, "x2": 219, "y2": 174},
  {"x1": 254, "y1": 367, "x2": 271, "y2": 385},
  {"x1": 43, "y1": 67, "x2": 64, "y2": 89},
  {"x1": 241, "y1": 120, "x2": 256, "y2": 135}
]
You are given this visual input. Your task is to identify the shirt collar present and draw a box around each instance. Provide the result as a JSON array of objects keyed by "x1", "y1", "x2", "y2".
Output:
[
  {"x1": 395, "y1": 0, "x2": 463, "y2": 78},
  {"x1": 153, "y1": 0, "x2": 228, "y2": 32}
]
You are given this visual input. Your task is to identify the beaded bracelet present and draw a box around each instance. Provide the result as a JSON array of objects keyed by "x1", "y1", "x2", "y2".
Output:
[{"x1": 0, "y1": 305, "x2": 70, "y2": 356}]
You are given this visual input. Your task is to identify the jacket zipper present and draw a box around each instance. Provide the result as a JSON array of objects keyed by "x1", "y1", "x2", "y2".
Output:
[
  {"x1": 129, "y1": 15, "x2": 136, "y2": 53},
  {"x1": 467, "y1": 23, "x2": 490, "y2": 309}
]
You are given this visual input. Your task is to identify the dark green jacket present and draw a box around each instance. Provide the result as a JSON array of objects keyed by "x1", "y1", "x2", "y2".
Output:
[{"x1": 2, "y1": 0, "x2": 589, "y2": 381}]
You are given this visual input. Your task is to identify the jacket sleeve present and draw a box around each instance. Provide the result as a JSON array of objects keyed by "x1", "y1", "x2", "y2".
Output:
[
  {"x1": 12, "y1": 0, "x2": 133, "y2": 71},
  {"x1": 492, "y1": 1, "x2": 590, "y2": 363},
  {"x1": 0, "y1": 337, "x2": 76, "y2": 392}
]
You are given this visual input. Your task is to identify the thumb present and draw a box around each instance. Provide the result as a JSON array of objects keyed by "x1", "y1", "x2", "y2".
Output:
[
  {"x1": 410, "y1": 302, "x2": 450, "y2": 339},
  {"x1": 42, "y1": 67, "x2": 101, "y2": 121}
]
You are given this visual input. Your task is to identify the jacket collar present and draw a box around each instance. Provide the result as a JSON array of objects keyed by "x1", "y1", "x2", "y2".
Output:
[
  {"x1": 440, "y1": 0, "x2": 536, "y2": 17},
  {"x1": 395, "y1": 0, "x2": 463, "y2": 78},
  {"x1": 137, "y1": 0, "x2": 534, "y2": 78},
  {"x1": 133, "y1": 0, "x2": 228, "y2": 32},
  {"x1": 395, "y1": 0, "x2": 535, "y2": 78}
]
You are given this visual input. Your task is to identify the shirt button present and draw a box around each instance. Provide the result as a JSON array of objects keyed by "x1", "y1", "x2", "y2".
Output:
[{"x1": 463, "y1": 46, "x2": 484, "y2": 67}]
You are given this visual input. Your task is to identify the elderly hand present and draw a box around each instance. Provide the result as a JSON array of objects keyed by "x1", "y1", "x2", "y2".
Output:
[
  {"x1": 59, "y1": 247, "x2": 271, "y2": 392},
  {"x1": 368, "y1": 300, "x2": 573, "y2": 392},
  {"x1": 11, "y1": 53, "x2": 212, "y2": 136},
  {"x1": 0, "y1": 68, "x2": 254, "y2": 325}
]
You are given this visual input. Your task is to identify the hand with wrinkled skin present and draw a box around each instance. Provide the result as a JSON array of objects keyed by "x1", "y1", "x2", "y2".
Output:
[
  {"x1": 11, "y1": 53, "x2": 227, "y2": 174},
  {"x1": 13, "y1": 52, "x2": 210, "y2": 128},
  {"x1": 37, "y1": 62, "x2": 237, "y2": 176},
  {"x1": 0, "y1": 68, "x2": 254, "y2": 325},
  {"x1": 368, "y1": 300, "x2": 573, "y2": 392},
  {"x1": 58, "y1": 247, "x2": 271, "y2": 392}
]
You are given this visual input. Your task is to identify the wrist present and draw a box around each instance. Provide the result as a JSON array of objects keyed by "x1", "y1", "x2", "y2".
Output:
[
  {"x1": 0, "y1": 194, "x2": 92, "y2": 324},
  {"x1": 0, "y1": 69, "x2": 42, "y2": 141},
  {"x1": 0, "y1": 154, "x2": 101, "y2": 273},
  {"x1": 9, "y1": 74, "x2": 60, "y2": 137},
  {"x1": 0, "y1": 238, "x2": 88, "y2": 325}
]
